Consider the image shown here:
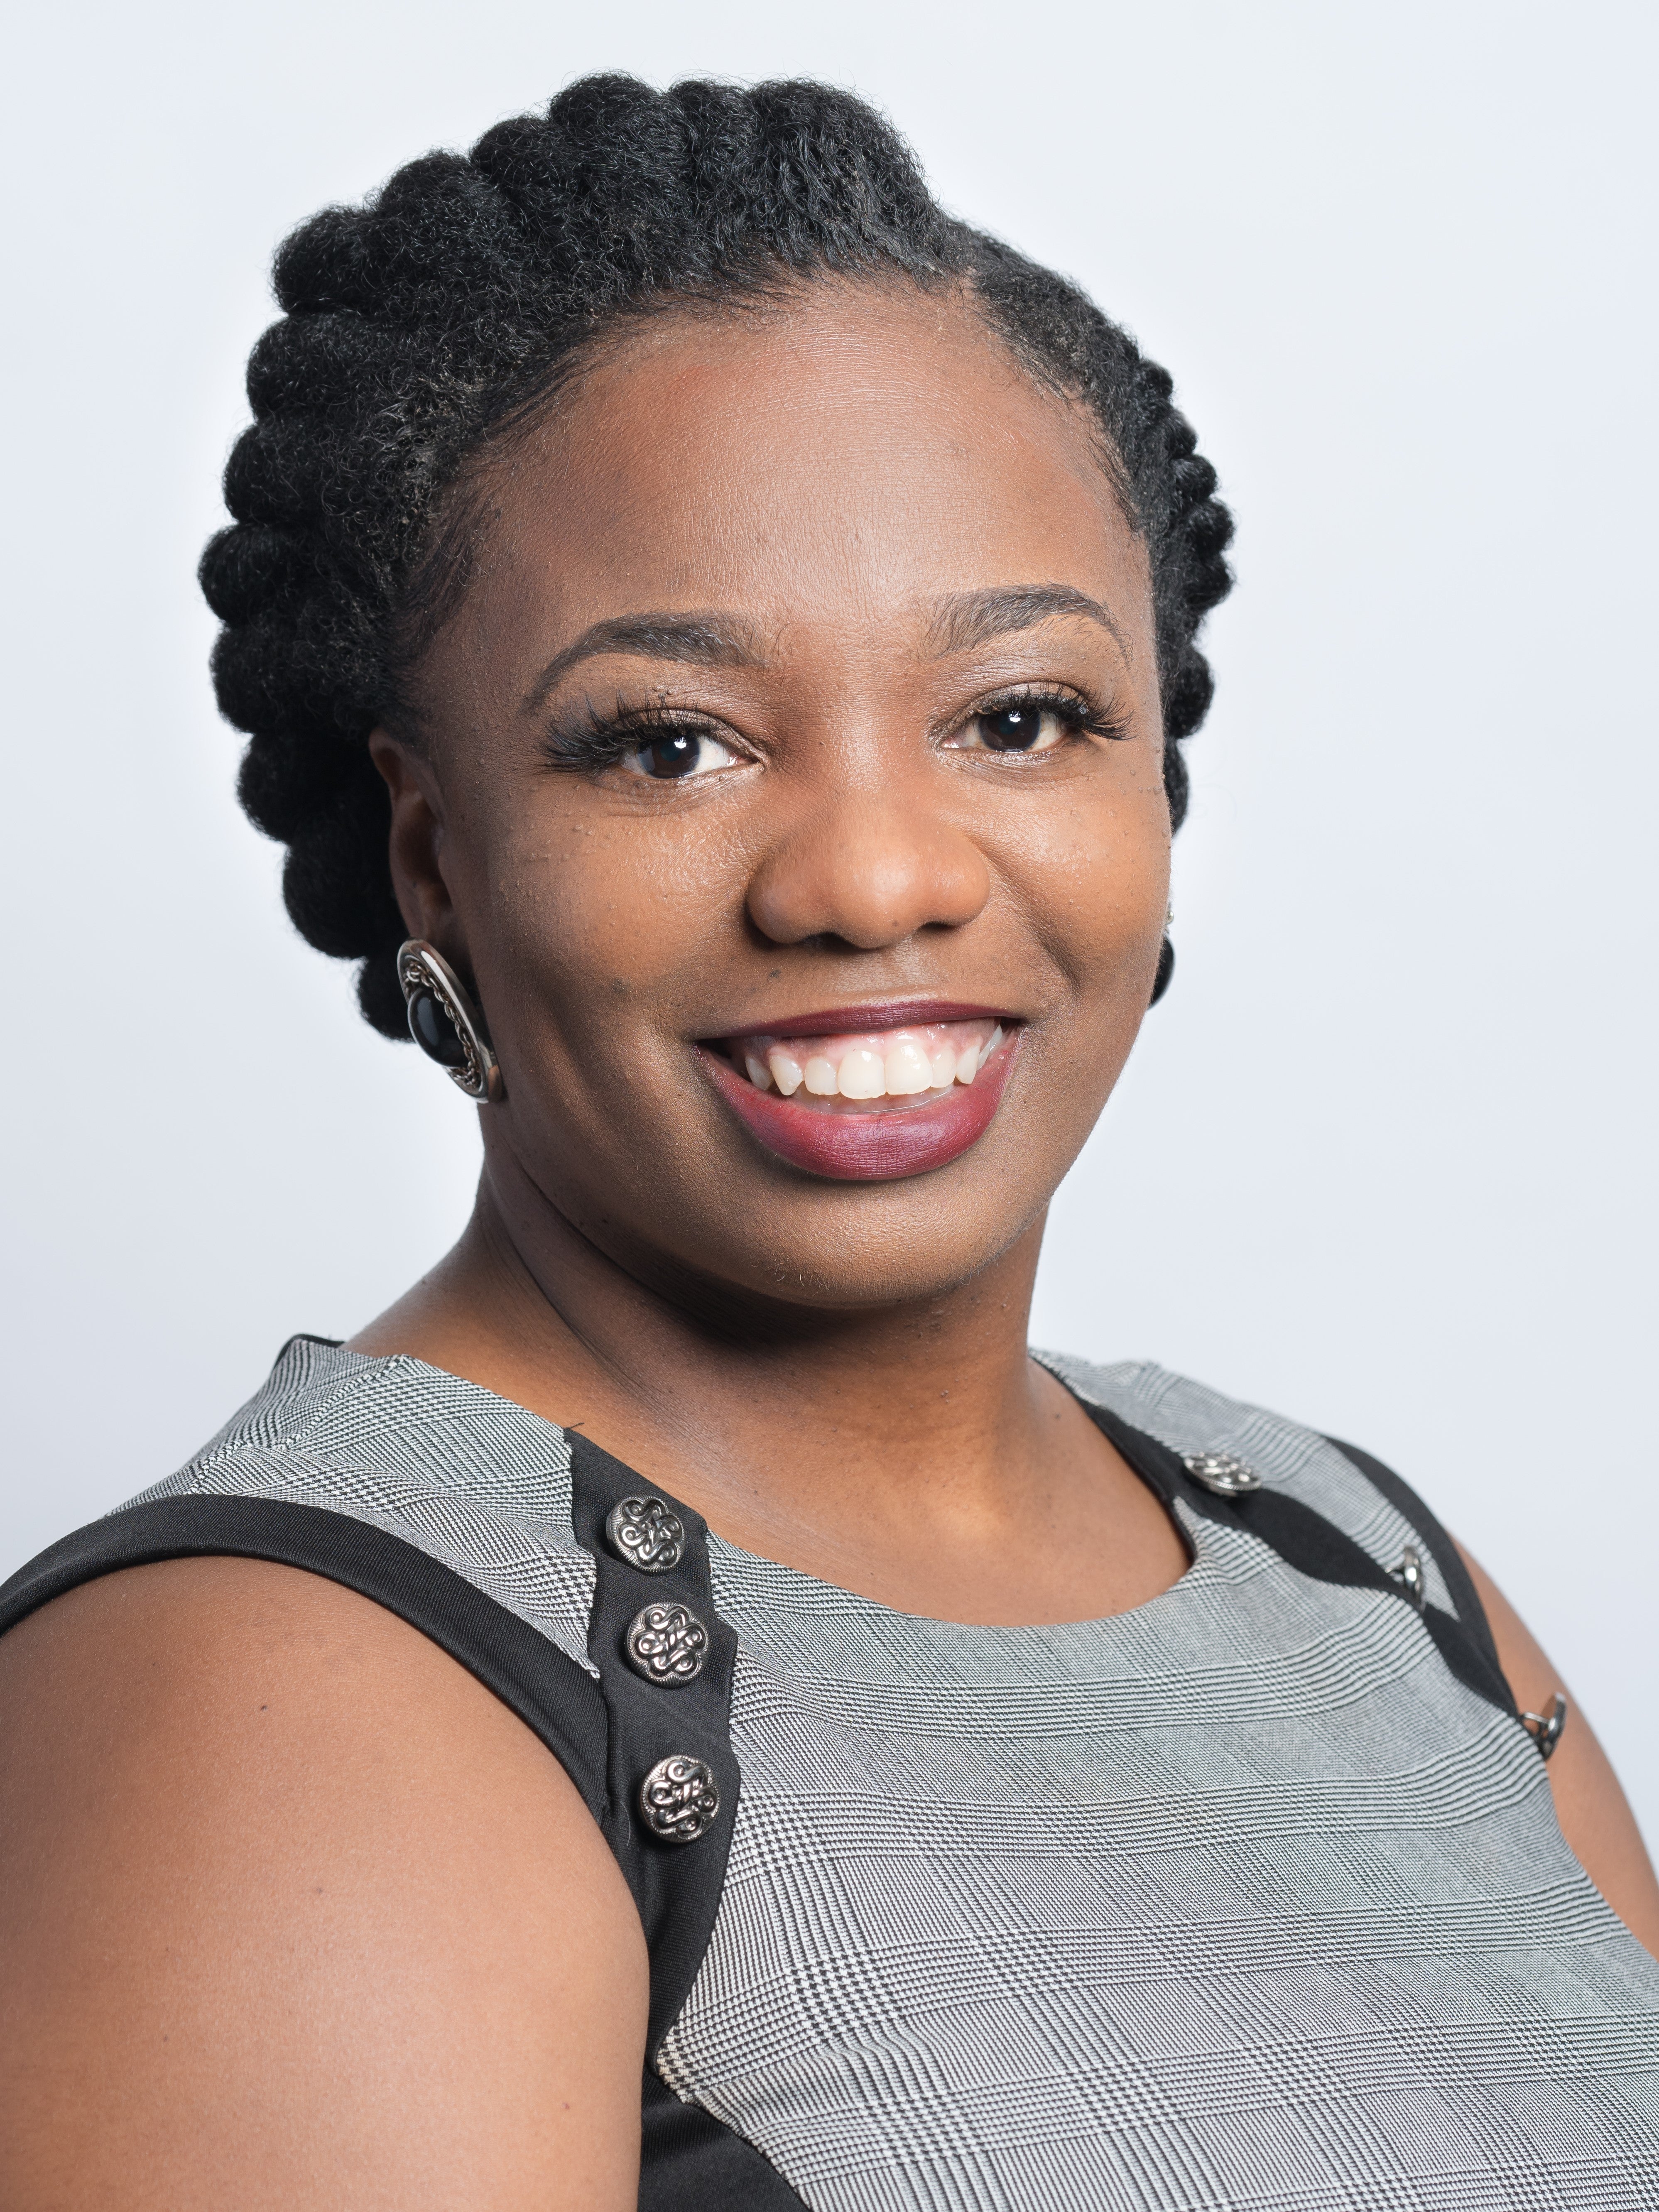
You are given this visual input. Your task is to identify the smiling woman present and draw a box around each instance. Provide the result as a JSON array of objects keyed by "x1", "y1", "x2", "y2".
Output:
[{"x1": 1, "y1": 72, "x2": 1657, "y2": 2212}]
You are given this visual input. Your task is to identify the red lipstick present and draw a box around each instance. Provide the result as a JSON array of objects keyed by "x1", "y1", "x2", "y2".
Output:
[{"x1": 700, "y1": 1029, "x2": 1021, "y2": 1181}]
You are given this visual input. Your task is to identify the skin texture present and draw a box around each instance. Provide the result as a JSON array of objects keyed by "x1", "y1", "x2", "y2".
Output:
[
  {"x1": 2, "y1": 283, "x2": 1654, "y2": 2206},
  {"x1": 365, "y1": 287, "x2": 1187, "y2": 1626},
  {"x1": 0, "y1": 1560, "x2": 648, "y2": 2212},
  {"x1": 1457, "y1": 1547, "x2": 1659, "y2": 1958}
]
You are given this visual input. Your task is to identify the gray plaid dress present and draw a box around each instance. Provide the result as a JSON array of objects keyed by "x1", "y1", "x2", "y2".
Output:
[{"x1": 5, "y1": 1335, "x2": 1657, "y2": 2209}]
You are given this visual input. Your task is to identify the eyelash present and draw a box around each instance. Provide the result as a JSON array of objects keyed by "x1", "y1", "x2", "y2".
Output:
[
  {"x1": 540, "y1": 700, "x2": 710, "y2": 772},
  {"x1": 948, "y1": 685, "x2": 1133, "y2": 751},
  {"x1": 538, "y1": 684, "x2": 1132, "y2": 774}
]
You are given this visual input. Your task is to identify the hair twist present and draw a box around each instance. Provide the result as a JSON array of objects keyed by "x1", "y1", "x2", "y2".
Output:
[{"x1": 201, "y1": 73, "x2": 1234, "y2": 1032}]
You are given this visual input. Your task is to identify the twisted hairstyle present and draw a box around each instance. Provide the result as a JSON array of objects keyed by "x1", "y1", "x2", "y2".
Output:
[{"x1": 202, "y1": 73, "x2": 1234, "y2": 1037}]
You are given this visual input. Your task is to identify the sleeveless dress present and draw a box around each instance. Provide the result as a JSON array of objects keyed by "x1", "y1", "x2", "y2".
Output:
[{"x1": 4, "y1": 1335, "x2": 1657, "y2": 2209}]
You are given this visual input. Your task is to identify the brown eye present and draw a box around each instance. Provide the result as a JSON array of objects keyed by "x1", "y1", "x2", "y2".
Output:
[
  {"x1": 623, "y1": 727, "x2": 738, "y2": 780},
  {"x1": 952, "y1": 701, "x2": 1072, "y2": 754}
]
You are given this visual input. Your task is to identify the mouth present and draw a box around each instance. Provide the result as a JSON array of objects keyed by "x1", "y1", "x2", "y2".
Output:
[{"x1": 698, "y1": 1005, "x2": 1022, "y2": 1181}]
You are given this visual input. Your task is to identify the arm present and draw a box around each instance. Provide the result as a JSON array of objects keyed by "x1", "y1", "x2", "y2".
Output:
[
  {"x1": 1457, "y1": 1543, "x2": 1659, "y2": 1960},
  {"x1": 0, "y1": 1558, "x2": 647, "y2": 2210}
]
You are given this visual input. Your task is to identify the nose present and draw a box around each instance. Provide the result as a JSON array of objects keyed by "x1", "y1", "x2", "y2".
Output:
[{"x1": 746, "y1": 786, "x2": 991, "y2": 951}]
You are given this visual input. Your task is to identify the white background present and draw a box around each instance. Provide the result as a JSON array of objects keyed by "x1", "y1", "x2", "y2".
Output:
[{"x1": 3, "y1": 2, "x2": 1654, "y2": 1840}]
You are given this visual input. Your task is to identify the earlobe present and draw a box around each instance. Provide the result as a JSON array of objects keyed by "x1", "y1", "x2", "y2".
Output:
[{"x1": 370, "y1": 733, "x2": 501, "y2": 1101}]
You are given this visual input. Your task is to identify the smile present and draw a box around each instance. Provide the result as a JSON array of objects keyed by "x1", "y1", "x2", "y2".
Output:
[{"x1": 700, "y1": 1008, "x2": 1021, "y2": 1181}]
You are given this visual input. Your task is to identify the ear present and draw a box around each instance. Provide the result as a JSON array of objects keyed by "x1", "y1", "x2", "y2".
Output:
[{"x1": 368, "y1": 730, "x2": 458, "y2": 950}]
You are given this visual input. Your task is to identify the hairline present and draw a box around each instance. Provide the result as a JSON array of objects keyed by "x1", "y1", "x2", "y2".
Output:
[{"x1": 385, "y1": 265, "x2": 1143, "y2": 739}]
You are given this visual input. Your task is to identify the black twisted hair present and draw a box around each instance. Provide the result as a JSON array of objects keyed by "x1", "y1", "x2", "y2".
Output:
[{"x1": 201, "y1": 73, "x2": 1234, "y2": 1038}]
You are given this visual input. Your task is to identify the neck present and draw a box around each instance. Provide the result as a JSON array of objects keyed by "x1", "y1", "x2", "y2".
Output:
[{"x1": 351, "y1": 1139, "x2": 1185, "y2": 1623}]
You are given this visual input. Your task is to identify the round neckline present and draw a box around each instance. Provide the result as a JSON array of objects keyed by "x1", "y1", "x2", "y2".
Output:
[
  {"x1": 310, "y1": 1339, "x2": 1213, "y2": 1637},
  {"x1": 702, "y1": 1511, "x2": 1211, "y2": 1639}
]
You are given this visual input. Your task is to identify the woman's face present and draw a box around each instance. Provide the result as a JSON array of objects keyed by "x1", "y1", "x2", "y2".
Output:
[{"x1": 384, "y1": 283, "x2": 1170, "y2": 1314}]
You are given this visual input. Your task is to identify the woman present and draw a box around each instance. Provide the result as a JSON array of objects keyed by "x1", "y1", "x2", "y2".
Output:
[{"x1": 2, "y1": 72, "x2": 1655, "y2": 2212}]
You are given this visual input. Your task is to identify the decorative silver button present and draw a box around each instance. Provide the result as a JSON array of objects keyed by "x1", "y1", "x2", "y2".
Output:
[
  {"x1": 1182, "y1": 1450, "x2": 1261, "y2": 1497},
  {"x1": 1390, "y1": 1544, "x2": 1426, "y2": 1609},
  {"x1": 625, "y1": 1602, "x2": 710, "y2": 1687},
  {"x1": 606, "y1": 1495, "x2": 686, "y2": 1573},
  {"x1": 638, "y1": 1754, "x2": 720, "y2": 1843},
  {"x1": 1520, "y1": 1691, "x2": 1568, "y2": 1762}
]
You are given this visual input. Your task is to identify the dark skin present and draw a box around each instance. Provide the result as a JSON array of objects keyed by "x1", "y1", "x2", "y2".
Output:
[
  {"x1": 361, "y1": 285, "x2": 1185, "y2": 1625},
  {"x1": 2, "y1": 285, "x2": 1654, "y2": 2210}
]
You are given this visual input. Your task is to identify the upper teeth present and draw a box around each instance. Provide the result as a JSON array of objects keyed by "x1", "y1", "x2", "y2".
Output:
[{"x1": 732, "y1": 1019, "x2": 1005, "y2": 1100}]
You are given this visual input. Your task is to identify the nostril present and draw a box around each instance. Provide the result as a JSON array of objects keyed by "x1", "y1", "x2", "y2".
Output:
[{"x1": 744, "y1": 810, "x2": 992, "y2": 952}]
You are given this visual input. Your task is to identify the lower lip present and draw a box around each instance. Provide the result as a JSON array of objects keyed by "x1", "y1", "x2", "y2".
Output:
[{"x1": 699, "y1": 1034, "x2": 1021, "y2": 1182}]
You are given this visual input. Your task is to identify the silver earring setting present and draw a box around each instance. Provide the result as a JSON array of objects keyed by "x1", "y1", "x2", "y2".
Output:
[{"x1": 396, "y1": 940, "x2": 505, "y2": 1103}]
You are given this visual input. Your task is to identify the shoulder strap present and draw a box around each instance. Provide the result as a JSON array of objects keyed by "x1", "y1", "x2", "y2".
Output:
[
  {"x1": 0, "y1": 1495, "x2": 611, "y2": 1813},
  {"x1": 562, "y1": 1434, "x2": 809, "y2": 2206},
  {"x1": 0, "y1": 1478, "x2": 809, "y2": 2211},
  {"x1": 1322, "y1": 1433, "x2": 1509, "y2": 1691},
  {"x1": 1079, "y1": 1400, "x2": 1517, "y2": 1721}
]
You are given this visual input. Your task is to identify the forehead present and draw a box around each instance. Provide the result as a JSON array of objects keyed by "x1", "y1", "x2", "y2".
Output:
[{"x1": 452, "y1": 284, "x2": 1149, "y2": 664}]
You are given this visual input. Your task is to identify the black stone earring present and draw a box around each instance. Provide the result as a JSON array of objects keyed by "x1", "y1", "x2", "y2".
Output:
[
  {"x1": 395, "y1": 940, "x2": 505, "y2": 1102},
  {"x1": 1149, "y1": 936, "x2": 1176, "y2": 1006}
]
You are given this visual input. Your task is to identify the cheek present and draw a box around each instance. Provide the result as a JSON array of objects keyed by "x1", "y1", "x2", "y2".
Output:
[
  {"x1": 1010, "y1": 760, "x2": 1170, "y2": 981},
  {"x1": 465, "y1": 792, "x2": 739, "y2": 1054}
]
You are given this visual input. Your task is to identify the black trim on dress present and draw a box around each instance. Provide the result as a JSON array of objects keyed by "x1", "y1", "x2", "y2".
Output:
[
  {"x1": 1080, "y1": 1401, "x2": 1518, "y2": 1721},
  {"x1": 0, "y1": 1399, "x2": 1523, "y2": 2212},
  {"x1": 0, "y1": 1484, "x2": 810, "y2": 2209},
  {"x1": 564, "y1": 1434, "x2": 813, "y2": 2207},
  {"x1": 0, "y1": 1494, "x2": 612, "y2": 1815},
  {"x1": 565, "y1": 1434, "x2": 744, "y2": 2053},
  {"x1": 1323, "y1": 1433, "x2": 1510, "y2": 1688}
]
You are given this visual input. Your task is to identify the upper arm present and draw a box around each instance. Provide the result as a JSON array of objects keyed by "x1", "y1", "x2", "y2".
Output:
[
  {"x1": 1456, "y1": 1542, "x2": 1659, "y2": 1960},
  {"x1": 0, "y1": 1557, "x2": 648, "y2": 2211}
]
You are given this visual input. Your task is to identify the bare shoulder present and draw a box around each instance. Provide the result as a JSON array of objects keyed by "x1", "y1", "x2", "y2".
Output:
[
  {"x1": 0, "y1": 1558, "x2": 647, "y2": 2211},
  {"x1": 1456, "y1": 1542, "x2": 1659, "y2": 1962}
]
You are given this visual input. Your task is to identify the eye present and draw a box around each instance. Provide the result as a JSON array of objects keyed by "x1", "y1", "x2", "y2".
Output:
[
  {"x1": 949, "y1": 699, "x2": 1076, "y2": 755},
  {"x1": 622, "y1": 725, "x2": 740, "y2": 781}
]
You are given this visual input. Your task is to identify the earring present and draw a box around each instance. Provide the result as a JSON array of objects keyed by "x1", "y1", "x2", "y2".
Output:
[
  {"x1": 1149, "y1": 935, "x2": 1176, "y2": 1006},
  {"x1": 395, "y1": 940, "x2": 505, "y2": 1103}
]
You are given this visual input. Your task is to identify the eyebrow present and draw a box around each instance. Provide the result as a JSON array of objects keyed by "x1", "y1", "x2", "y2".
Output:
[
  {"x1": 926, "y1": 584, "x2": 1127, "y2": 659},
  {"x1": 522, "y1": 583, "x2": 1122, "y2": 712},
  {"x1": 523, "y1": 612, "x2": 766, "y2": 711}
]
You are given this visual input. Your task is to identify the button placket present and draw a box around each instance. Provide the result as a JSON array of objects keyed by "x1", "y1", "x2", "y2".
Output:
[
  {"x1": 597, "y1": 1482, "x2": 722, "y2": 1840},
  {"x1": 568, "y1": 1432, "x2": 738, "y2": 2058}
]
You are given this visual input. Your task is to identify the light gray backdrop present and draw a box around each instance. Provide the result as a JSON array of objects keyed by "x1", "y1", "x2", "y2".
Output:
[{"x1": 5, "y1": 1, "x2": 1654, "y2": 1839}]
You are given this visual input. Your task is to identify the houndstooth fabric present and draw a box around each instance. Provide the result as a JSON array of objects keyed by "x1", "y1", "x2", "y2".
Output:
[
  {"x1": 144, "y1": 1341, "x2": 1659, "y2": 2207},
  {"x1": 132, "y1": 1335, "x2": 596, "y2": 1674}
]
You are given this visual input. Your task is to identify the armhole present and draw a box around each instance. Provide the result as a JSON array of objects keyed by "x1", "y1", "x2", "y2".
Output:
[
  {"x1": 1322, "y1": 1434, "x2": 1510, "y2": 1692},
  {"x1": 0, "y1": 1494, "x2": 610, "y2": 1821},
  {"x1": 0, "y1": 1488, "x2": 810, "y2": 2210}
]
